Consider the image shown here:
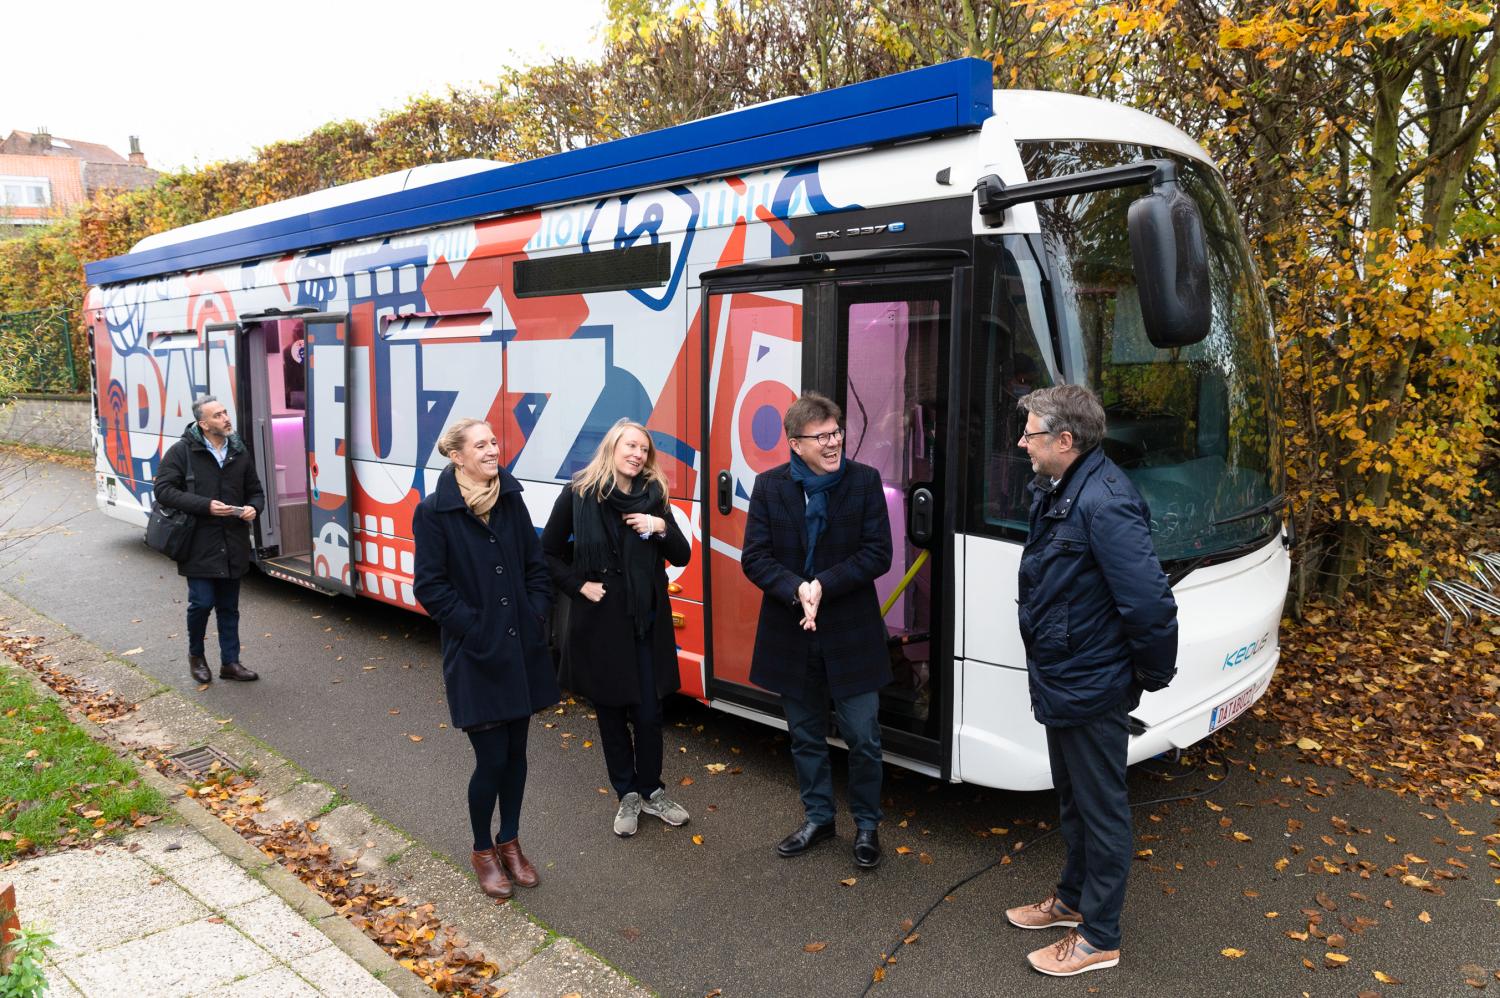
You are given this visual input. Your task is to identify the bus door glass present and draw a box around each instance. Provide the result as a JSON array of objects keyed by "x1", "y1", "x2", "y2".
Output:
[
  {"x1": 831, "y1": 278, "x2": 951, "y2": 751},
  {"x1": 203, "y1": 322, "x2": 241, "y2": 428},
  {"x1": 302, "y1": 313, "x2": 354, "y2": 595},
  {"x1": 702, "y1": 285, "x2": 806, "y2": 703}
]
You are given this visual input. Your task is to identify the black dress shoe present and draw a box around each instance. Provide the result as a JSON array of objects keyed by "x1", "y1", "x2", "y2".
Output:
[
  {"x1": 219, "y1": 661, "x2": 259, "y2": 682},
  {"x1": 189, "y1": 655, "x2": 212, "y2": 684},
  {"x1": 853, "y1": 828, "x2": 882, "y2": 869},
  {"x1": 776, "y1": 820, "x2": 836, "y2": 858}
]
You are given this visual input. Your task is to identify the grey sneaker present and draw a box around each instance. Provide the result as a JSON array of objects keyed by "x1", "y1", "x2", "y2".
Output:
[
  {"x1": 642, "y1": 788, "x2": 690, "y2": 827},
  {"x1": 613, "y1": 792, "x2": 642, "y2": 837}
]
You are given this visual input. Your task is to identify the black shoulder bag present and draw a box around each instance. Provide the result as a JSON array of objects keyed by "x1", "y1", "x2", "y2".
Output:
[{"x1": 145, "y1": 454, "x2": 198, "y2": 561}]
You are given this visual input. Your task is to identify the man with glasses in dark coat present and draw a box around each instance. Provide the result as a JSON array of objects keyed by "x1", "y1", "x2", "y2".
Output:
[
  {"x1": 154, "y1": 394, "x2": 265, "y2": 685},
  {"x1": 1005, "y1": 384, "x2": 1178, "y2": 977},
  {"x1": 742, "y1": 391, "x2": 893, "y2": 870}
]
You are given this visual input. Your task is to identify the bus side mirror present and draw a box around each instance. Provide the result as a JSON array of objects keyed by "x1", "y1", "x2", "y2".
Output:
[{"x1": 1128, "y1": 182, "x2": 1210, "y2": 348}]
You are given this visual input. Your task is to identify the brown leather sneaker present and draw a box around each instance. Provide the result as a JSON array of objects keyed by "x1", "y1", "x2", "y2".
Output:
[
  {"x1": 1005, "y1": 895, "x2": 1082, "y2": 930},
  {"x1": 496, "y1": 838, "x2": 539, "y2": 888},
  {"x1": 1027, "y1": 928, "x2": 1120, "y2": 976},
  {"x1": 470, "y1": 847, "x2": 513, "y2": 900}
]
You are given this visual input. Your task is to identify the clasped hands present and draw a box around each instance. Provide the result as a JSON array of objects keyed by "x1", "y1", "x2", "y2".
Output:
[{"x1": 797, "y1": 578, "x2": 822, "y2": 631}]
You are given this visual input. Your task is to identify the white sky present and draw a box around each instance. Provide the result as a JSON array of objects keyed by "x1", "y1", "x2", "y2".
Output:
[{"x1": 1, "y1": 0, "x2": 607, "y2": 172}]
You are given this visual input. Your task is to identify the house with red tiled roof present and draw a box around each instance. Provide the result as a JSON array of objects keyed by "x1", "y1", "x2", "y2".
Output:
[{"x1": 1, "y1": 129, "x2": 160, "y2": 238}]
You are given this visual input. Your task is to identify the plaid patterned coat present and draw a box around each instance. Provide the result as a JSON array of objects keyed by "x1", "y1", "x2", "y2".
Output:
[{"x1": 741, "y1": 460, "x2": 894, "y2": 702}]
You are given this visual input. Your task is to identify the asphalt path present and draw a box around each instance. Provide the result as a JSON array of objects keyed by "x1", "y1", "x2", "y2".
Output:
[{"x1": 2, "y1": 454, "x2": 1496, "y2": 996}]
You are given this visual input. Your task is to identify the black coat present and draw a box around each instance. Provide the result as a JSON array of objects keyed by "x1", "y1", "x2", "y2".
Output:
[
  {"x1": 541, "y1": 484, "x2": 691, "y2": 707},
  {"x1": 153, "y1": 424, "x2": 266, "y2": 579},
  {"x1": 1019, "y1": 446, "x2": 1179, "y2": 726},
  {"x1": 412, "y1": 466, "x2": 560, "y2": 729},
  {"x1": 741, "y1": 460, "x2": 893, "y2": 702}
]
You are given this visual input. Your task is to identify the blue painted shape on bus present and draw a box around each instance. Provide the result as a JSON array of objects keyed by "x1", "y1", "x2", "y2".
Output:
[{"x1": 86, "y1": 59, "x2": 994, "y2": 287}]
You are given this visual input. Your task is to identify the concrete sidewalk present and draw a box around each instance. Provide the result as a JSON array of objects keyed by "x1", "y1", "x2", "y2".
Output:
[{"x1": 11, "y1": 823, "x2": 398, "y2": 998}]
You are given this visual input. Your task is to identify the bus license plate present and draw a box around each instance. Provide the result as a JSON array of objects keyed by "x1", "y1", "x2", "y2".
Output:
[{"x1": 1209, "y1": 685, "x2": 1258, "y2": 732}]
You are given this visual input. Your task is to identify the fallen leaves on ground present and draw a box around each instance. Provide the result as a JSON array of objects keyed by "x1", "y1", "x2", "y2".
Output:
[{"x1": 1260, "y1": 592, "x2": 1500, "y2": 801}]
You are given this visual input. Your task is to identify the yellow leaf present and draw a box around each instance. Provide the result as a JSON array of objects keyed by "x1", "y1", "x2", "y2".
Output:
[
  {"x1": 840, "y1": 877, "x2": 857, "y2": 887},
  {"x1": 408, "y1": 734, "x2": 423, "y2": 742},
  {"x1": 1325, "y1": 952, "x2": 1349, "y2": 965},
  {"x1": 1296, "y1": 736, "x2": 1322, "y2": 751},
  {"x1": 1418, "y1": 910, "x2": 1432, "y2": 922},
  {"x1": 896, "y1": 846, "x2": 913, "y2": 855},
  {"x1": 1232, "y1": 832, "x2": 1252, "y2": 842},
  {"x1": 1275, "y1": 857, "x2": 1290, "y2": 871},
  {"x1": 1459, "y1": 733, "x2": 1484, "y2": 749},
  {"x1": 1221, "y1": 947, "x2": 1246, "y2": 959},
  {"x1": 1374, "y1": 970, "x2": 1402, "y2": 984},
  {"x1": 803, "y1": 941, "x2": 827, "y2": 953},
  {"x1": 692, "y1": 834, "x2": 704, "y2": 845}
]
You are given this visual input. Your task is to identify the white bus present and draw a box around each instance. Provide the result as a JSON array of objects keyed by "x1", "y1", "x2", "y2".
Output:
[{"x1": 86, "y1": 59, "x2": 1288, "y2": 790}]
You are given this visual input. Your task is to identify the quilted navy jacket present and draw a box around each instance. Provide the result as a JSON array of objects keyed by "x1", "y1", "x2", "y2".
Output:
[{"x1": 1019, "y1": 446, "x2": 1179, "y2": 726}]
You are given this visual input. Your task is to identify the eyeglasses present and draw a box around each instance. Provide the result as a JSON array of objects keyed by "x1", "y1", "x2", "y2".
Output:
[
  {"x1": 789, "y1": 427, "x2": 846, "y2": 447},
  {"x1": 1018, "y1": 429, "x2": 1054, "y2": 442}
]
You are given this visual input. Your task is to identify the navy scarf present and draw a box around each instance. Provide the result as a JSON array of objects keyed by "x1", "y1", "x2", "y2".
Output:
[{"x1": 789, "y1": 452, "x2": 845, "y2": 577}]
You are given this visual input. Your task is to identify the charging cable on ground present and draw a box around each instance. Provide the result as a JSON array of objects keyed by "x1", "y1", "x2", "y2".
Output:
[{"x1": 858, "y1": 754, "x2": 1236, "y2": 996}]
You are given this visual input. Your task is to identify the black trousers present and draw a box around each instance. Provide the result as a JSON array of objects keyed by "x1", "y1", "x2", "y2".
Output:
[
  {"x1": 465, "y1": 718, "x2": 530, "y2": 851},
  {"x1": 595, "y1": 636, "x2": 664, "y2": 800},
  {"x1": 1046, "y1": 698, "x2": 1132, "y2": 951}
]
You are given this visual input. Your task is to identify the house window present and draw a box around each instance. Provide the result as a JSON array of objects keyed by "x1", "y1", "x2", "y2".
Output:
[{"x1": 0, "y1": 177, "x2": 51, "y2": 207}]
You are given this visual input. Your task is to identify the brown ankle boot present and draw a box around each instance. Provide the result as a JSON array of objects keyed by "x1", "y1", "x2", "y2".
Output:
[
  {"x1": 470, "y1": 847, "x2": 513, "y2": 899},
  {"x1": 496, "y1": 838, "x2": 539, "y2": 888}
]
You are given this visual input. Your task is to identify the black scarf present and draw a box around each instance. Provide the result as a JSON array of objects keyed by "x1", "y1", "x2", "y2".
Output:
[{"x1": 573, "y1": 479, "x2": 664, "y2": 639}]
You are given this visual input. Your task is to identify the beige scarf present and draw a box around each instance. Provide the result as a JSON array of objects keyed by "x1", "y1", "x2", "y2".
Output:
[{"x1": 454, "y1": 468, "x2": 500, "y2": 518}]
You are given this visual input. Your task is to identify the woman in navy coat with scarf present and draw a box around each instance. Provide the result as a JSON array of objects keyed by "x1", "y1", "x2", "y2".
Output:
[
  {"x1": 412, "y1": 418, "x2": 560, "y2": 901},
  {"x1": 542, "y1": 419, "x2": 692, "y2": 839}
]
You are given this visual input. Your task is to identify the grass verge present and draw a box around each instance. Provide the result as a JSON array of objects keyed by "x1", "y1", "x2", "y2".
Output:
[{"x1": 0, "y1": 662, "x2": 164, "y2": 860}]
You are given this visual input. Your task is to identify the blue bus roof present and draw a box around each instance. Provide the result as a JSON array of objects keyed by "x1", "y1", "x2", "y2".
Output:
[{"x1": 86, "y1": 59, "x2": 994, "y2": 287}]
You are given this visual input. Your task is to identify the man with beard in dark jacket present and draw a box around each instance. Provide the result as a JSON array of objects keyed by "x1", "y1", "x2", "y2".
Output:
[
  {"x1": 1005, "y1": 385, "x2": 1178, "y2": 977},
  {"x1": 154, "y1": 395, "x2": 266, "y2": 685}
]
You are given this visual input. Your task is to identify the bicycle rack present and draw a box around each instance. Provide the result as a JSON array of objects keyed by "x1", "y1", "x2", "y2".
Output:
[{"x1": 1423, "y1": 551, "x2": 1500, "y2": 647}]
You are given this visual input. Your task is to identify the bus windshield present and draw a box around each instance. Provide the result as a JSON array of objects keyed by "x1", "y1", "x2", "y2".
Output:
[{"x1": 974, "y1": 142, "x2": 1283, "y2": 565}]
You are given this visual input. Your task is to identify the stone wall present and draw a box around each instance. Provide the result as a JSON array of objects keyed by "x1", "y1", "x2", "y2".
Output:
[{"x1": 0, "y1": 395, "x2": 91, "y2": 453}]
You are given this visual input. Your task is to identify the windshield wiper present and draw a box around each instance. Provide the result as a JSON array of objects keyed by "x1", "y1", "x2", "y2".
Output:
[{"x1": 1211, "y1": 493, "x2": 1287, "y2": 527}]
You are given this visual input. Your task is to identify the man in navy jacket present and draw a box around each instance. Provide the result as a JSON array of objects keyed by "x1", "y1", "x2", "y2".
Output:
[
  {"x1": 742, "y1": 391, "x2": 893, "y2": 869},
  {"x1": 1005, "y1": 385, "x2": 1178, "y2": 977}
]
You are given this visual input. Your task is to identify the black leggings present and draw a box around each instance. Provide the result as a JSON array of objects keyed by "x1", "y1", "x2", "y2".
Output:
[{"x1": 466, "y1": 718, "x2": 530, "y2": 852}]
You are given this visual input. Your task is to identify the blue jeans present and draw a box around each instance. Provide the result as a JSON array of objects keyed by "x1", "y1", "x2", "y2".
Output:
[
  {"x1": 780, "y1": 643, "x2": 883, "y2": 830},
  {"x1": 186, "y1": 577, "x2": 241, "y2": 664},
  {"x1": 1048, "y1": 698, "x2": 1132, "y2": 951}
]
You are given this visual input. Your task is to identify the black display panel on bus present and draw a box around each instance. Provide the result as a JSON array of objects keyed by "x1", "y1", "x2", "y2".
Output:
[{"x1": 513, "y1": 242, "x2": 672, "y2": 298}]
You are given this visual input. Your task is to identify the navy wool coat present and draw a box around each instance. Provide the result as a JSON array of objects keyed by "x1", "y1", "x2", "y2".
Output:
[
  {"x1": 412, "y1": 465, "x2": 560, "y2": 729},
  {"x1": 741, "y1": 460, "x2": 894, "y2": 702},
  {"x1": 1019, "y1": 446, "x2": 1179, "y2": 726},
  {"x1": 540, "y1": 485, "x2": 692, "y2": 707},
  {"x1": 153, "y1": 423, "x2": 266, "y2": 579}
]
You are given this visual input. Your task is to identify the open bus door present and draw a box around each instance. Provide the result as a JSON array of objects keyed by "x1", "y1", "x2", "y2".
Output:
[
  {"x1": 700, "y1": 252, "x2": 963, "y2": 778},
  {"x1": 244, "y1": 311, "x2": 353, "y2": 596}
]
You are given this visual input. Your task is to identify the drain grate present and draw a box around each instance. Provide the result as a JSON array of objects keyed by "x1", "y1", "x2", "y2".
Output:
[{"x1": 165, "y1": 744, "x2": 241, "y2": 779}]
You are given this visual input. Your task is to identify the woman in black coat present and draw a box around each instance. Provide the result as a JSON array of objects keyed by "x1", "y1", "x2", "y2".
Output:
[
  {"x1": 542, "y1": 419, "x2": 692, "y2": 838},
  {"x1": 412, "y1": 418, "x2": 560, "y2": 901}
]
